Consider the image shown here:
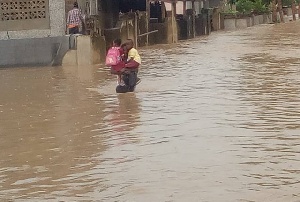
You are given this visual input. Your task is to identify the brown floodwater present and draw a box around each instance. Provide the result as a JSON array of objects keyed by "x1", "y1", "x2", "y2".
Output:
[{"x1": 1, "y1": 22, "x2": 300, "y2": 202}]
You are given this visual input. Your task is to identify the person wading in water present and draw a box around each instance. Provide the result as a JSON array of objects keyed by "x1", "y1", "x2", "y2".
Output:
[{"x1": 122, "y1": 39, "x2": 141, "y2": 85}]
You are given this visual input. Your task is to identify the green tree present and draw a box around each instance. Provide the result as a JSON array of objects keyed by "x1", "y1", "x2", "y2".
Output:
[
  {"x1": 236, "y1": 0, "x2": 254, "y2": 14},
  {"x1": 253, "y1": 0, "x2": 269, "y2": 14}
]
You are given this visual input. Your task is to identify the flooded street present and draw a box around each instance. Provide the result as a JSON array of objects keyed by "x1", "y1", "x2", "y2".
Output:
[{"x1": 1, "y1": 22, "x2": 300, "y2": 201}]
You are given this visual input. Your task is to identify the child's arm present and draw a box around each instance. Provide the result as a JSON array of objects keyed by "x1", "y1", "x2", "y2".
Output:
[{"x1": 126, "y1": 57, "x2": 134, "y2": 63}]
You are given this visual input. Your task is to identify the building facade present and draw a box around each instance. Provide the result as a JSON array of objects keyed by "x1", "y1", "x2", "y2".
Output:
[{"x1": 0, "y1": 0, "x2": 65, "y2": 40}]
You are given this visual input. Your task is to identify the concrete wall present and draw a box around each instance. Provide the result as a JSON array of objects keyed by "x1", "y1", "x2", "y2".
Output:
[
  {"x1": 236, "y1": 18, "x2": 248, "y2": 29},
  {"x1": 0, "y1": 0, "x2": 74, "y2": 67},
  {"x1": 212, "y1": 8, "x2": 221, "y2": 31},
  {"x1": 62, "y1": 35, "x2": 106, "y2": 66},
  {"x1": 149, "y1": 22, "x2": 168, "y2": 44},
  {"x1": 177, "y1": 15, "x2": 188, "y2": 40},
  {"x1": 91, "y1": 34, "x2": 107, "y2": 64},
  {"x1": 224, "y1": 14, "x2": 273, "y2": 30},
  {"x1": 224, "y1": 18, "x2": 236, "y2": 30},
  {"x1": 0, "y1": 0, "x2": 65, "y2": 40},
  {"x1": 138, "y1": 12, "x2": 149, "y2": 46},
  {"x1": 263, "y1": 14, "x2": 272, "y2": 24},
  {"x1": 103, "y1": 11, "x2": 149, "y2": 48},
  {"x1": 0, "y1": 36, "x2": 70, "y2": 67},
  {"x1": 195, "y1": 15, "x2": 205, "y2": 35},
  {"x1": 104, "y1": 13, "x2": 137, "y2": 48},
  {"x1": 166, "y1": 11, "x2": 178, "y2": 43},
  {"x1": 209, "y1": 0, "x2": 223, "y2": 8},
  {"x1": 247, "y1": 17, "x2": 254, "y2": 27}
]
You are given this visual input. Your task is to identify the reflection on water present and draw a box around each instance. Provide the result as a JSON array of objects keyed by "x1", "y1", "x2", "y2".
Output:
[
  {"x1": 1, "y1": 22, "x2": 300, "y2": 201},
  {"x1": 102, "y1": 93, "x2": 141, "y2": 147},
  {"x1": 237, "y1": 53, "x2": 300, "y2": 132}
]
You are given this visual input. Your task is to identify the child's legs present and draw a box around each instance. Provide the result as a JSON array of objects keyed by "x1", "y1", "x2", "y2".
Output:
[{"x1": 117, "y1": 74, "x2": 124, "y2": 85}]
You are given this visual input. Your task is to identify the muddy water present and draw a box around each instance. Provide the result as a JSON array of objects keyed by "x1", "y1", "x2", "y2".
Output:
[{"x1": 1, "y1": 22, "x2": 300, "y2": 202}]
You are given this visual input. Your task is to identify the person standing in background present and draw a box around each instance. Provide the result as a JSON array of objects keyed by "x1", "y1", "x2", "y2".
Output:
[{"x1": 66, "y1": 2, "x2": 83, "y2": 34}]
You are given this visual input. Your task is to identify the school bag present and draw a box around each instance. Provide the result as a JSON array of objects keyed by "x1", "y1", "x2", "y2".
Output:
[{"x1": 105, "y1": 47, "x2": 121, "y2": 66}]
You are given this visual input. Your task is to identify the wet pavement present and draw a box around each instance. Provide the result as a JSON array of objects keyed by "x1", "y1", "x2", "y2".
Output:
[{"x1": 1, "y1": 22, "x2": 300, "y2": 201}]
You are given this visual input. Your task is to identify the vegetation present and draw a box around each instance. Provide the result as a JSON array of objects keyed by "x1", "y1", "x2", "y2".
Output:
[
  {"x1": 236, "y1": 0, "x2": 254, "y2": 14},
  {"x1": 252, "y1": 0, "x2": 269, "y2": 14},
  {"x1": 224, "y1": 8, "x2": 239, "y2": 14},
  {"x1": 282, "y1": 0, "x2": 294, "y2": 6},
  {"x1": 224, "y1": 0, "x2": 270, "y2": 15}
]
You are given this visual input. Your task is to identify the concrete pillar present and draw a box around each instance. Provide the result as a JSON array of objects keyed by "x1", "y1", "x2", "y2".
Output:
[
  {"x1": 212, "y1": 8, "x2": 220, "y2": 31},
  {"x1": 172, "y1": 1, "x2": 177, "y2": 16},
  {"x1": 183, "y1": 0, "x2": 187, "y2": 15},
  {"x1": 192, "y1": 0, "x2": 196, "y2": 38},
  {"x1": 76, "y1": 36, "x2": 93, "y2": 65},
  {"x1": 134, "y1": 12, "x2": 138, "y2": 48},
  {"x1": 146, "y1": 0, "x2": 150, "y2": 45},
  {"x1": 171, "y1": 1, "x2": 178, "y2": 43},
  {"x1": 200, "y1": 0, "x2": 204, "y2": 9},
  {"x1": 203, "y1": 0, "x2": 209, "y2": 9},
  {"x1": 62, "y1": 35, "x2": 104, "y2": 66}
]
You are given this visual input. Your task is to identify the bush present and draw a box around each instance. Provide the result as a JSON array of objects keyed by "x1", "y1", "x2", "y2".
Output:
[
  {"x1": 236, "y1": 0, "x2": 254, "y2": 14},
  {"x1": 236, "y1": 0, "x2": 269, "y2": 15},
  {"x1": 253, "y1": 0, "x2": 269, "y2": 14},
  {"x1": 223, "y1": 8, "x2": 239, "y2": 14}
]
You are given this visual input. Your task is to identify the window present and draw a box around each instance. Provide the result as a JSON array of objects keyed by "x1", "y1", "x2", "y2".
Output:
[{"x1": 0, "y1": 0, "x2": 50, "y2": 31}]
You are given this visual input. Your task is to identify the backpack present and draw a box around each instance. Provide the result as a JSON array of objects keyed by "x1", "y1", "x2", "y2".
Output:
[{"x1": 105, "y1": 47, "x2": 121, "y2": 66}]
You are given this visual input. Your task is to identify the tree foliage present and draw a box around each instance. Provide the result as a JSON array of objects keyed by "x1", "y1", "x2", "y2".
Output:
[
  {"x1": 236, "y1": 0, "x2": 254, "y2": 14},
  {"x1": 235, "y1": 0, "x2": 269, "y2": 14},
  {"x1": 253, "y1": 0, "x2": 269, "y2": 14}
]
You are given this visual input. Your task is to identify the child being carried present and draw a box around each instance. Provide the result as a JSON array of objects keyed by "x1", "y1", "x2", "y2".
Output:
[{"x1": 105, "y1": 38, "x2": 126, "y2": 85}]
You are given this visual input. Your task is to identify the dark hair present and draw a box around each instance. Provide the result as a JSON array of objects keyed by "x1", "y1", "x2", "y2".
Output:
[
  {"x1": 126, "y1": 39, "x2": 134, "y2": 46},
  {"x1": 113, "y1": 38, "x2": 122, "y2": 46},
  {"x1": 74, "y1": 2, "x2": 78, "y2": 8}
]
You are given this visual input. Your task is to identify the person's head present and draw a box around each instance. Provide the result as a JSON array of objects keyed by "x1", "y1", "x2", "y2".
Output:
[
  {"x1": 126, "y1": 39, "x2": 134, "y2": 50},
  {"x1": 73, "y1": 2, "x2": 78, "y2": 8},
  {"x1": 113, "y1": 38, "x2": 122, "y2": 47}
]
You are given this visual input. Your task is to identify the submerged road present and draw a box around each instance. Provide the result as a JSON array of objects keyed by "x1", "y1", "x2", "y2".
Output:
[{"x1": 1, "y1": 22, "x2": 300, "y2": 201}]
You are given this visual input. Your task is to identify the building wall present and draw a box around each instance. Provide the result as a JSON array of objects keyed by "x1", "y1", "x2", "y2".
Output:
[
  {"x1": 165, "y1": 1, "x2": 202, "y2": 15},
  {"x1": 0, "y1": 0, "x2": 65, "y2": 40},
  {"x1": 0, "y1": 36, "x2": 70, "y2": 67},
  {"x1": 209, "y1": 0, "x2": 222, "y2": 8}
]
